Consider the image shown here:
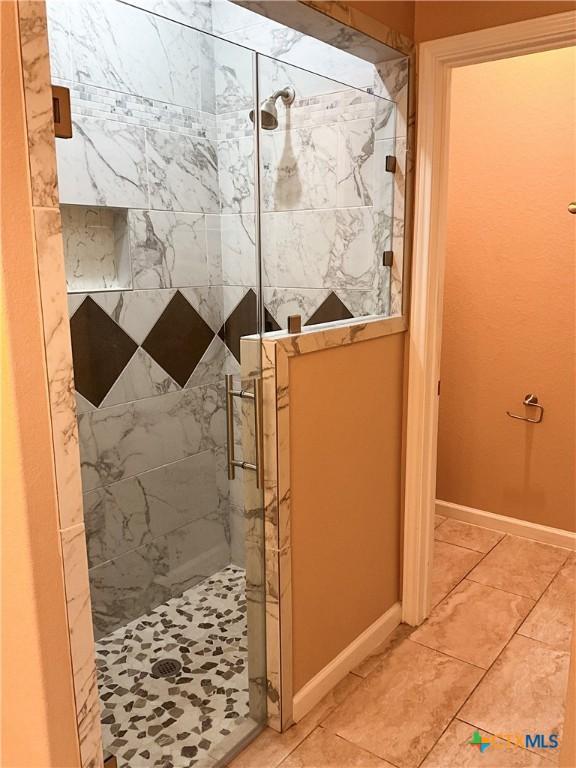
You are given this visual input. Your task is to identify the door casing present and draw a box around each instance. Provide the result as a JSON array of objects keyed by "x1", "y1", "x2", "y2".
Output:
[{"x1": 402, "y1": 10, "x2": 576, "y2": 627}]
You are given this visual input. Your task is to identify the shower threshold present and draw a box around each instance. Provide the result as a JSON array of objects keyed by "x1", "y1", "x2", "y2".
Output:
[{"x1": 95, "y1": 565, "x2": 251, "y2": 768}]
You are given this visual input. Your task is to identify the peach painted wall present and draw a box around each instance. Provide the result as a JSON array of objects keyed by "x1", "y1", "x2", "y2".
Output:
[
  {"x1": 1, "y1": 2, "x2": 81, "y2": 765},
  {"x1": 345, "y1": 1, "x2": 576, "y2": 42},
  {"x1": 347, "y1": 1, "x2": 415, "y2": 39},
  {"x1": 414, "y1": 1, "x2": 576, "y2": 42},
  {"x1": 436, "y1": 49, "x2": 576, "y2": 532},
  {"x1": 290, "y1": 333, "x2": 404, "y2": 692}
]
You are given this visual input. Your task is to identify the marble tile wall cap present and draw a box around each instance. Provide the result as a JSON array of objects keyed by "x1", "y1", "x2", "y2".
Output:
[{"x1": 246, "y1": 313, "x2": 385, "y2": 342}]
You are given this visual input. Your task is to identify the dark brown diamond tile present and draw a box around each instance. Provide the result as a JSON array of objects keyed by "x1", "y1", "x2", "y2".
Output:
[
  {"x1": 142, "y1": 291, "x2": 215, "y2": 387},
  {"x1": 264, "y1": 307, "x2": 281, "y2": 333},
  {"x1": 218, "y1": 290, "x2": 258, "y2": 363},
  {"x1": 305, "y1": 292, "x2": 353, "y2": 326},
  {"x1": 70, "y1": 296, "x2": 138, "y2": 406}
]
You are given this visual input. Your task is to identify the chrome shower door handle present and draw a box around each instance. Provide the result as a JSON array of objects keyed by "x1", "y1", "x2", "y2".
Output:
[
  {"x1": 506, "y1": 393, "x2": 544, "y2": 423},
  {"x1": 225, "y1": 374, "x2": 263, "y2": 488}
]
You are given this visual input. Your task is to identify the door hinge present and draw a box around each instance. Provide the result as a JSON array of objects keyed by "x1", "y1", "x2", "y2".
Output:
[
  {"x1": 52, "y1": 85, "x2": 72, "y2": 139},
  {"x1": 437, "y1": 380, "x2": 441, "y2": 396},
  {"x1": 382, "y1": 251, "x2": 393, "y2": 267}
]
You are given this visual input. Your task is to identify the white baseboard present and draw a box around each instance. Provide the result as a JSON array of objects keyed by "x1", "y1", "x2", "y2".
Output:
[
  {"x1": 292, "y1": 601, "x2": 402, "y2": 723},
  {"x1": 436, "y1": 500, "x2": 576, "y2": 551}
]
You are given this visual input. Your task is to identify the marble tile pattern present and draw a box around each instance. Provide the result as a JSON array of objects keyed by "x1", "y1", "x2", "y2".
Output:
[
  {"x1": 61, "y1": 525, "x2": 103, "y2": 768},
  {"x1": 228, "y1": 675, "x2": 362, "y2": 768},
  {"x1": 518, "y1": 553, "x2": 576, "y2": 650},
  {"x1": 420, "y1": 719, "x2": 552, "y2": 767},
  {"x1": 435, "y1": 517, "x2": 504, "y2": 553},
  {"x1": 84, "y1": 451, "x2": 218, "y2": 568},
  {"x1": 459, "y1": 634, "x2": 570, "y2": 759},
  {"x1": 18, "y1": 3, "x2": 104, "y2": 766},
  {"x1": 96, "y1": 566, "x2": 258, "y2": 767},
  {"x1": 19, "y1": 0, "x2": 60, "y2": 207},
  {"x1": 323, "y1": 639, "x2": 483, "y2": 768},
  {"x1": 61, "y1": 205, "x2": 131, "y2": 292},
  {"x1": 431, "y1": 541, "x2": 483, "y2": 607},
  {"x1": 32, "y1": 209, "x2": 85, "y2": 531},
  {"x1": 279, "y1": 727, "x2": 395, "y2": 767},
  {"x1": 66, "y1": 0, "x2": 204, "y2": 109},
  {"x1": 467, "y1": 535, "x2": 570, "y2": 600},
  {"x1": 225, "y1": 524, "x2": 572, "y2": 768},
  {"x1": 77, "y1": 384, "x2": 225, "y2": 490},
  {"x1": 42, "y1": 2, "x2": 410, "y2": 757},
  {"x1": 411, "y1": 579, "x2": 534, "y2": 668}
]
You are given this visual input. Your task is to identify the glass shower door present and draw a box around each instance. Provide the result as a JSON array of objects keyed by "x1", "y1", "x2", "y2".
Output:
[
  {"x1": 45, "y1": 1, "x2": 267, "y2": 764},
  {"x1": 255, "y1": 54, "x2": 397, "y2": 330}
]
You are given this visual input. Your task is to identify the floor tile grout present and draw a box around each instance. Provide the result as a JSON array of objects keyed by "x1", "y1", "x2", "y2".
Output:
[
  {"x1": 409, "y1": 528, "x2": 571, "y2": 767},
  {"x1": 231, "y1": 524, "x2": 572, "y2": 768}
]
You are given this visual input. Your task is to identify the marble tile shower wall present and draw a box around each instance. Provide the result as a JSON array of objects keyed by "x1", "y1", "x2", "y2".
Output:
[
  {"x1": 46, "y1": 0, "x2": 403, "y2": 638},
  {"x1": 46, "y1": 0, "x2": 242, "y2": 639}
]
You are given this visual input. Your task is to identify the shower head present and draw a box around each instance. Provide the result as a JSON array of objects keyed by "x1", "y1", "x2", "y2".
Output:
[{"x1": 249, "y1": 86, "x2": 295, "y2": 130}]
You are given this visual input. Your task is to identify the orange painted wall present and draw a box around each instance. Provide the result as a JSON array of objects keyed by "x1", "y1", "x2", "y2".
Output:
[
  {"x1": 347, "y1": 1, "x2": 415, "y2": 39},
  {"x1": 414, "y1": 1, "x2": 576, "y2": 42},
  {"x1": 436, "y1": 48, "x2": 576, "y2": 532},
  {"x1": 345, "y1": 1, "x2": 576, "y2": 42},
  {"x1": 1, "y1": 2, "x2": 81, "y2": 765},
  {"x1": 290, "y1": 333, "x2": 404, "y2": 692}
]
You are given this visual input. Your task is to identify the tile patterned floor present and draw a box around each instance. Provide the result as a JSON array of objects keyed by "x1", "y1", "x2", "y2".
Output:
[
  {"x1": 96, "y1": 565, "x2": 252, "y2": 768},
  {"x1": 227, "y1": 522, "x2": 574, "y2": 768}
]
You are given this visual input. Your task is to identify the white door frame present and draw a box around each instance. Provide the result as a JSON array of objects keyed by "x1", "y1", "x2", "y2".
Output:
[{"x1": 402, "y1": 11, "x2": 576, "y2": 627}]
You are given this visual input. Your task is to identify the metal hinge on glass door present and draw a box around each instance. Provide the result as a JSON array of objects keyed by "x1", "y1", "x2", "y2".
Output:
[{"x1": 225, "y1": 374, "x2": 264, "y2": 489}]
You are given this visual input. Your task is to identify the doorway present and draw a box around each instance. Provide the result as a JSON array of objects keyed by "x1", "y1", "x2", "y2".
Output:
[{"x1": 403, "y1": 12, "x2": 576, "y2": 626}]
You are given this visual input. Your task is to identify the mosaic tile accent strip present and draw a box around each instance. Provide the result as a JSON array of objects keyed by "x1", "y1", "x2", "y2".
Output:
[
  {"x1": 96, "y1": 565, "x2": 251, "y2": 768},
  {"x1": 56, "y1": 79, "x2": 218, "y2": 141}
]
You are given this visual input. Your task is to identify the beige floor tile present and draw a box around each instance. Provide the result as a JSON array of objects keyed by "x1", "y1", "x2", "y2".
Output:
[
  {"x1": 467, "y1": 536, "x2": 569, "y2": 599},
  {"x1": 435, "y1": 519, "x2": 504, "y2": 553},
  {"x1": 278, "y1": 727, "x2": 395, "y2": 767},
  {"x1": 421, "y1": 719, "x2": 552, "y2": 767},
  {"x1": 227, "y1": 675, "x2": 361, "y2": 768},
  {"x1": 322, "y1": 638, "x2": 483, "y2": 768},
  {"x1": 431, "y1": 541, "x2": 483, "y2": 607},
  {"x1": 411, "y1": 579, "x2": 534, "y2": 668},
  {"x1": 435, "y1": 514, "x2": 447, "y2": 528},
  {"x1": 459, "y1": 634, "x2": 570, "y2": 763},
  {"x1": 352, "y1": 622, "x2": 415, "y2": 678},
  {"x1": 518, "y1": 554, "x2": 576, "y2": 651}
]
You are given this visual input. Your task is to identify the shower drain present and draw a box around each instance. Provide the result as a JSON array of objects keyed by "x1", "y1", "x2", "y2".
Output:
[{"x1": 151, "y1": 658, "x2": 182, "y2": 678}]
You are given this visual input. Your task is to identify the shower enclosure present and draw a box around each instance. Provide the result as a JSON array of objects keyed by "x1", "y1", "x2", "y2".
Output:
[{"x1": 45, "y1": 0, "x2": 402, "y2": 764}]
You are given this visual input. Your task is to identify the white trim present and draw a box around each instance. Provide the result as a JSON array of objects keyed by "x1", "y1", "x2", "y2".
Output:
[
  {"x1": 402, "y1": 11, "x2": 576, "y2": 627},
  {"x1": 291, "y1": 602, "x2": 402, "y2": 722},
  {"x1": 436, "y1": 500, "x2": 576, "y2": 551}
]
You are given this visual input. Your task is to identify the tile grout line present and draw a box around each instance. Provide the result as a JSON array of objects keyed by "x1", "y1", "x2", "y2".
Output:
[
  {"x1": 447, "y1": 548, "x2": 570, "y2": 760},
  {"x1": 411, "y1": 530, "x2": 569, "y2": 766}
]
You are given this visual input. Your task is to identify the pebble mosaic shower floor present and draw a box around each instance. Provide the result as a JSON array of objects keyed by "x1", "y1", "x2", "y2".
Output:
[{"x1": 95, "y1": 566, "x2": 250, "y2": 768}]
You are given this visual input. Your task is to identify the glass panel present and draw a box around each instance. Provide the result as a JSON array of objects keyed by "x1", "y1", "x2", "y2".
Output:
[
  {"x1": 46, "y1": 1, "x2": 266, "y2": 763},
  {"x1": 257, "y1": 54, "x2": 396, "y2": 330}
]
